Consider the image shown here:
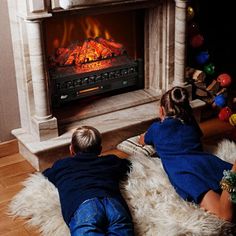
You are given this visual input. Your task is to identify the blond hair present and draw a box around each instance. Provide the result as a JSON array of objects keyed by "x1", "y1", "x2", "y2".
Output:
[{"x1": 71, "y1": 126, "x2": 102, "y2": 154}]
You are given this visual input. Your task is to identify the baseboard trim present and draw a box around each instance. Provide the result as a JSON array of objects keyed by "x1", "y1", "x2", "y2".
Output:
[{"x1": 0, "y1": 139, "x2": 19, "y2": 158}]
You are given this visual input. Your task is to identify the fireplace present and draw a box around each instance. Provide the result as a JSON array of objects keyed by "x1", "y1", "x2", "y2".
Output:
[
  {"x1": 7, "y1": 0, "x2": 201, "y2": 170},
  {"x1": 44, "y1": 10, "x2": 145, "y2": 107}
]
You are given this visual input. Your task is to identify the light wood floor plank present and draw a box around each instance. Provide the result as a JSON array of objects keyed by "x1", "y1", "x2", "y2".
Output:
[
  {"x1": 0, "y1": 153, "x2": 25, "y2": 168},
  {"x1": 0, "y1": 161, "x2": 35, "y2": 179},
  {"x1": 0, "y1": 185, "x2": 23, "y2": 204},
  {"x1": 0, "y1": 140, "x2": 18, "y2": 158},
  {"x1": 1, "y1": 227, "x2": 31, "y2": 236},
  {"x1": 0, "y1": 204, "x2": 25, "y2": 235},
  {"x1": 0, "y1": 172, "x2": 35, "y2": 188}
]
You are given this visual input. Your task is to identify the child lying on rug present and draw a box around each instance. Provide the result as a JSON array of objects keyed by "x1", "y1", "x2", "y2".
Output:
[
  {"x1": 43, "y1": 126, "x2": 134, "y2": 236},
  {"x1": 139, "y1": 86, "x2": 236, "y2": 222}
]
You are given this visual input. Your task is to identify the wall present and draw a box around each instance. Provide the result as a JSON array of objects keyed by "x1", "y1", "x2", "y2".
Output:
[{"x1": 0, "y1": 0, "x2": 20, "y2": 142}]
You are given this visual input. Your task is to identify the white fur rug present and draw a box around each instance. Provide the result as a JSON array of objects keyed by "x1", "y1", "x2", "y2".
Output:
[{"x1": 8, "y1": 139, "x2": 236, "y2": 236}]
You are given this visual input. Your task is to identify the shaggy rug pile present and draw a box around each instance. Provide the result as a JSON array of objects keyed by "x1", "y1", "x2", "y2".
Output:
[{"x1": 8, "y1": 139, "x2": 236, "y2": 236}]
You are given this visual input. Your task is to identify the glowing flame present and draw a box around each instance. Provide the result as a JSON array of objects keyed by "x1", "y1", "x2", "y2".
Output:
[
  {"x1": 52, "y1": 17, "x2": 112, "y2": 50},
  {"x1": 81, "y1": 17, "x2": 111, "y2": 39},
  {"x1": 50, "y1": 37, "x2": 126, "y2": 73},
  {"x1": 49, "y1": 17, "x2": 127, "y2": 73},
  {"x1": 61, "y1": 20, "x2": 75, "y2": 47}
]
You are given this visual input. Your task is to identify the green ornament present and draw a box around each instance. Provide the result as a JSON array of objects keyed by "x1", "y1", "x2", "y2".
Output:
[{"x1": 204, "y1": 63, "x2": 215, "y2": 75}]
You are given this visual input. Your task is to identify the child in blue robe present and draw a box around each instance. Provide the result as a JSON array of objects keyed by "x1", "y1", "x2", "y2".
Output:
[
  {"x1": 139, "y1": 86, "x2": 236, "y2": 222},
  {"x1": 43, "y1": 126, "x2": 134, "y2": 236}
]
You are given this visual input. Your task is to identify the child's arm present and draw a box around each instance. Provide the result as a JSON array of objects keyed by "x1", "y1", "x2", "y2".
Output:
[
  {"x1": 139, "y1": 121, "x2": 159, "y2": 146},
  {"x1": 138, "y1": 133, "x2": 146, "y2": 146},
  {"x1": 42, "y1": 160, "x2": 63, "y2": 184},
  {"x1": 42, "y1": 167, "x2": 56, "y2": 183}
]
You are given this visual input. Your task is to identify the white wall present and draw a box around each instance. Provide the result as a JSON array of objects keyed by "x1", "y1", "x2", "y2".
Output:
[{"x1": 0, "y1": 0, "x2": 20, "y2": 142}]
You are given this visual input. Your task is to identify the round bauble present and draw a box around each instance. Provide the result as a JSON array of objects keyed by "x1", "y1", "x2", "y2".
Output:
[
  {"x1": 214, "y1": 94, "x2": 227, "y2": 108},
  {"x1": 187, "y1": 6, "x2": 195, "y2": 21},
  {"x1": 204, "y1": 63, "x2": 215, "y2": 75},
  {"x1": 196, "y1": 51, "x2": 209, "y2": 65},
  {"x1": 229, "y1": 114, "x2": 236, "y2": 126},
  {"x1": 218, "y1": 107, "x2": 232, "y2": 121},
  {"x1": 217, "y1": 73, "x2": 232, "y2": 87},
  {"x1": 190, "y1": 34, "x2": 204, "y2": 48}
]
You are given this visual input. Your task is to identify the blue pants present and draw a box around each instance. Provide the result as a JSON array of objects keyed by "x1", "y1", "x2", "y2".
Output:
[{"x1": 69, "y1": 197, "x2": 134, "y2": 236}]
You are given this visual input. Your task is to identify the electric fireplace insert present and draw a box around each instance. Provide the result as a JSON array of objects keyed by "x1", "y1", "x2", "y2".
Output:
[{"x1": 44, "y1": 10, "x2": 144, "y2": 107}]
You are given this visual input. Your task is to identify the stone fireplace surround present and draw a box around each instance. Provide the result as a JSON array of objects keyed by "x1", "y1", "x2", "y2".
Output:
[{"x1": 7, "y1": 0, "x2": 204, "y2": 171}]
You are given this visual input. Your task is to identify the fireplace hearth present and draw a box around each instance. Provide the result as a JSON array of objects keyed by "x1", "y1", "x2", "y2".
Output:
[{"x1": 8, "y1": 0, "x2": 205, "y2": 171}]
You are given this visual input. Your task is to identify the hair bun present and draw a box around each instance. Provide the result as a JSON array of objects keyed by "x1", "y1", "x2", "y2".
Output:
[{"x1": 170, "y1": 87, "x2": 188, "y2": 104}]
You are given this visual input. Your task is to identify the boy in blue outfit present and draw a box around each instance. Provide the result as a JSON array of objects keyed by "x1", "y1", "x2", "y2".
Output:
[
  {"x1": 43, "y1": 125, "x2": 134, "y2": 236},
  {"x1": 139, "y1": 86, "x2": 236, "y2": 222}
]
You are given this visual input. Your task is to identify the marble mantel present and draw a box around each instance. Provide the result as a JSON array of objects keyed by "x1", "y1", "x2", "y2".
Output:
[{"x1": 7, "y1": 0, "x2": 204, "y2": 170}]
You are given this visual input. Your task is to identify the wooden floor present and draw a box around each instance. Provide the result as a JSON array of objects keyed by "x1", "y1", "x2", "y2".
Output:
[{"x1": 0, "y1": 117, "x2": 235, "y2": 236}]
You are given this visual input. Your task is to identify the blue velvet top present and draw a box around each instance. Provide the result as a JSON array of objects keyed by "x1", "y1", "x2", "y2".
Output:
[
  {"x1": 144, "y1": 117, "x2": 232, "y2": 204},
  {"x1": 43, "y1": 153, "x2": 131, "y2": 225}
]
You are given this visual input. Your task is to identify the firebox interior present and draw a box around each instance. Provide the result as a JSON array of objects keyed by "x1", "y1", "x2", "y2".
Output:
[{"x1": 43, "y1": 10, "x2": 145, "y2": 108}]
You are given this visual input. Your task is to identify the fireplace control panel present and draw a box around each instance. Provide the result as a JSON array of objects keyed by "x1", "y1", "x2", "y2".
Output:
[{"x1": 50, "y1": 59, "x2": 143, "y2": 107}]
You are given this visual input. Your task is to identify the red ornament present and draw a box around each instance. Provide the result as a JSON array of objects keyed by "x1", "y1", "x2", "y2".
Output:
[
  {"x1": 217, "y1": 73, "x2": 232, "y2": 87},
  {"x1": 218, "y1": 106, "x2": 232, "y2": 121},
  {"x1": 190, "y1": 34, "x2": 204, "y2": 48}
]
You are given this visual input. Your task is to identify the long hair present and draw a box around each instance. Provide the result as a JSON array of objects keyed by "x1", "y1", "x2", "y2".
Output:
[
  {"x1": 71, "y1": 126, "x2": 102, "y2": 154},
  {"x1": 160, "y1": 86, "x2": 193, "y2": 123}
]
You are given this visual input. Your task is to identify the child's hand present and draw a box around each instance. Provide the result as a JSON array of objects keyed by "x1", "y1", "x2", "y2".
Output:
[{"x1": 139, "y1": 133, "x2": 146, "y2": 146}]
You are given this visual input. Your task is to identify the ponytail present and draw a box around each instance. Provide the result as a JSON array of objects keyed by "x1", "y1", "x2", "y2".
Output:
[{"x1": 161, "y1": 86, "x2": 193, "y2": 123}]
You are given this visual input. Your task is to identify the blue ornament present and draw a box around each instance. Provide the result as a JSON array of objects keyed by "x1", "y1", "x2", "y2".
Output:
[
  {"x1": 196, "y1": 51, "x2": 209, "y2": 65},
  {"x1": 214, "y1": 94, "x2": 226, "y2": 107}
]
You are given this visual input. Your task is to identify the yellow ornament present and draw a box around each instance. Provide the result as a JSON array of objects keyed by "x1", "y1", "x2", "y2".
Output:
[
  {"x1": 229, "y1": 114, "x2": 236, "y2": 126},
  {"x1": 187, "y1": 6, "x2": 195, "y2": 21}
]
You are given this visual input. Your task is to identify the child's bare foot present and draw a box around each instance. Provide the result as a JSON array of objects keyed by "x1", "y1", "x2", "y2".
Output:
[{"x1": 231, "y1": 161, "x2": 236, "y2": 172}]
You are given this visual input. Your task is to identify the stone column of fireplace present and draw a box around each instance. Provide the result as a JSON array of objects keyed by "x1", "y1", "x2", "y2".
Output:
[
  {"x1": 173, "y1": 0, "x2": 187, "y2": 87},
  {"x1": 26, "y1": 20, "x2": 58, "y2": 141}
]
